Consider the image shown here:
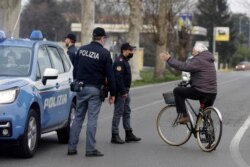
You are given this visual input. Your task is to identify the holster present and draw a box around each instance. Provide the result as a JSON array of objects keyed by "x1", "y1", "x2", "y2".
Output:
[
  {"x1": 70, "y1": 80, "x2": 84, "y2": 92},
  {"x1": 100, "y1": 85, "x2": 109, "y2": 102}
]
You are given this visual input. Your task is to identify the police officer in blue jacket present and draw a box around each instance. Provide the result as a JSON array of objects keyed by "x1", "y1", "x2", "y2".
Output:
[
  {"x1": 111, "y1": 43, "x2": 141, "y2": 144},
  {"x1": 64, "y1": 33, "x2": 78, "y2": 65},
  {"x1": 68, "y1": 27, "x2": 116, "y2": 157}
]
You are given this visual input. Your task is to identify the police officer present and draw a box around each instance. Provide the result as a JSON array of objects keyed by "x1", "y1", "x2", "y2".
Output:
[
  {"x1": 64, "y1": 33, "x2": 78, "y2": 65},
  {"x1": 111, "y1": 43, "x2": 141, "y2": 144},
  {"x1": 68, "y1": 27, "x2": 116, "y2": 157}
]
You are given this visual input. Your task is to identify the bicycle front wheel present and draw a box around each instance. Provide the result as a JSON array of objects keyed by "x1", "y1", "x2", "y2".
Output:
[
  {"x1": 196, "y1": 107, "x2": 222, "y2": 152},
  {"x1": 156, "y1": 105, "x2": 192, "y2": 146}
]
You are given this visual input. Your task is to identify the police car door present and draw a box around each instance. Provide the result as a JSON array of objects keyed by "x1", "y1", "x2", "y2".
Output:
[
  {"x1": 46, "y1": 45, "x2": 70, "y2": 124},
  {"x1": 36, "y1": 45, "x2": 66, "y2": 129}
]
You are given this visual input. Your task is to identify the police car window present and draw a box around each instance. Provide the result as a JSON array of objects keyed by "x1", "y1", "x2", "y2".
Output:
[
  {"x1": 38, "y1": 46, "x2": 52, "y2": 75},
  {"x1": 58, "y1": 47, "x2": 71, "y2": 72},
  {"x1": 0, "y1": 46, "x2": 32, "y2": 76},
  {"x1": 47, "y1": 46, "x2": 64, "y2": 73},
  {"x1": 36, "y1": 62, "x2": 41, "y2": 79}
]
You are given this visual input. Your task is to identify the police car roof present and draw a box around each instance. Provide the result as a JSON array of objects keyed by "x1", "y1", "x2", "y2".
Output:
[{"x1": 0, "y1": 38, "x2": 58, "y2": 48}]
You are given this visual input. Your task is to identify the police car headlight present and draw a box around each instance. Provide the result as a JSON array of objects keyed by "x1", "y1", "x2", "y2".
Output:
[{"x1": 0, "y1": 88, "x2": 19, "y2": 104}]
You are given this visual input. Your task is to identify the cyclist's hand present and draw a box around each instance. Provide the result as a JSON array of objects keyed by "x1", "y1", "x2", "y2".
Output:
[{"x1": 160, "y1": 52, "x2": 171, "y2": 61}]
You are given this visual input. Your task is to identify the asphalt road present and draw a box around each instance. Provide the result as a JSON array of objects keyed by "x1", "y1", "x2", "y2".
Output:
[{"x1": 1, "y1": 71, "x2": 250, "y2": 167}]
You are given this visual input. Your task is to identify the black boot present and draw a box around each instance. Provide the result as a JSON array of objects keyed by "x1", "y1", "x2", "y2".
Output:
[
  {"x1": 111, "y1": 133, "x2": 125, "y2": 144},
  {"x1": 125, "y1": 130, "x2": 141, "y2": 143}
]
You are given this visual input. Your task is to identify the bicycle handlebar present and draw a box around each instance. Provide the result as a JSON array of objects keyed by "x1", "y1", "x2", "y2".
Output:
[{"x1": 178, "y1": 81, "x2": 190, "y2": 87}]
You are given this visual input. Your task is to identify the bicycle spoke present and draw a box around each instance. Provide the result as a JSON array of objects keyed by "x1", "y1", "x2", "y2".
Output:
[
  {"x1": 157, "y1": 106, "x2": 192, "y2": 146},
  {"x1": 196, "y1": 107, "x2": 222, "y2": 152}
]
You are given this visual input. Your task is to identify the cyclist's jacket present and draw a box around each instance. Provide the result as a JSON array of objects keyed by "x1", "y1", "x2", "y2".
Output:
[{"x1": 167, "y1": 51, "x2": 217, "y2": 94}]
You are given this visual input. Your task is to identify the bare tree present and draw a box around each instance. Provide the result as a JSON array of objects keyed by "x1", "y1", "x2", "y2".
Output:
[
  {"x1": 81, "y1": 0, "x2": 95, "y2": 45},
  {"x1": 143, "y1": 0, "x2": 192, "y2": 79},
  {"x1": 127, "y1": 0, "x2": 143, "y2": 80},
  {"x1": 153, "y1": 0, "x2": 169, "y2": 79},
  {"x1": 95, "y1": 0, "x2": 143, "y2": 80},
  {"x1": 0, "y1": 0, "x2": 21, "y2": 38}
]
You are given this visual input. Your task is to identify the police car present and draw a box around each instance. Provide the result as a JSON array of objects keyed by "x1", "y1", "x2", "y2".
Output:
[{"x1": 0, "y1": 30, "x2": 76, "y2": 158}]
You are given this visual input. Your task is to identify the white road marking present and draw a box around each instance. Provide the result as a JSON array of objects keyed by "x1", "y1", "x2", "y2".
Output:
[
  {"x1": 219, "y1": 76, "x2": 250, "y2": 167},
  {"x1": 230, "y1": 114, "x2": 250, "y2": 167}
]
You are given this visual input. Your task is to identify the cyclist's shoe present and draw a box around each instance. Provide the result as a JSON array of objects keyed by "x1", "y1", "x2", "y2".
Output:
[{"x1": 178, "y1": 116, "x2": 190, "y2": 124}]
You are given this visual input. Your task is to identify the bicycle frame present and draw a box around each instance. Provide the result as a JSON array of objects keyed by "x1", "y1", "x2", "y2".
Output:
[{"x1": 185, "y1": 100, "x2": 202, "y2": 136}]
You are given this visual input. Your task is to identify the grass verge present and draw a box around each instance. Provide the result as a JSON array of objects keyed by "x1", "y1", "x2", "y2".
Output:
[{"x1": 132, "y1": 68, "x2": 181, "y2": 87}]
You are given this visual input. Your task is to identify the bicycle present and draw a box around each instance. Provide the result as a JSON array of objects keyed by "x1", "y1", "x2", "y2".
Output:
[{"x1": 156, "y1": 81, "x2": 222, "y2": 152}]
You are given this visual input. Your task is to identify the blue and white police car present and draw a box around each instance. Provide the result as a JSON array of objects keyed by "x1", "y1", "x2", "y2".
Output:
[{"x1": 0, "y1": 31, "x2": 76, "y2": 158}]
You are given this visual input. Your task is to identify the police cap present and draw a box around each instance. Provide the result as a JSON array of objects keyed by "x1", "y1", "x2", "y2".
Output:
[
  {"x1": 121, "y1": 43, "x2": 136, "y2": 51},
  {"x1": 93, "y1": 27, "x2": 106, "y2": 37},
  {"x1": 65, "y1": 33, "x2": 76, "y2": 42}
]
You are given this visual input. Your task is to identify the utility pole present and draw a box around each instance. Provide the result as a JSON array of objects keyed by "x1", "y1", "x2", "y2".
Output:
[
  {"x1": 248, "y1": 19, "x2": 250, "y2": 48},
  {"x1": 212, "y1": 27, "x2": 218, "y2": 70},
  {"x1": 239, "y1": 16, "x2": 243, "y2": 34}
]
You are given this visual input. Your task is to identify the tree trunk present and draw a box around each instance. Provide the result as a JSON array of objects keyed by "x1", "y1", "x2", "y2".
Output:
[
  {"x1": 155, "y1": 44, "x2": 167, "y2": 78},
  {"x1": 178, "y1": 26, "x2": 190, "y2": 61},
  {"x1": 127, "y1": 0, "x2": 142, "y2": 81},
  {"x1": 154, "y1": 0, "x2": 169, "y2": 79},
  {"x1": 81, "y1": 0, "x2": 94, "y2": 45},
  {"x1": 0, "y1": 0, "x2": 21, "y2": 38}
]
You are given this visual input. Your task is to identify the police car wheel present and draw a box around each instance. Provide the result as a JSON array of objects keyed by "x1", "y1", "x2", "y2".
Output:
[
  {"x1": 18, "y1": 108, "x2": 39, "y2": 158},
  {"x1": 57, "y1": 102, "x2": 76, "y2": 144}
]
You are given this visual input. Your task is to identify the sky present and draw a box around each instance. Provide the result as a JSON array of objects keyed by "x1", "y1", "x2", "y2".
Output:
[
  {"x1": 227, "y1": 0, "x2": 250, "y2": 14},
  {"x1": 21, "y1": 0, "x2": 250, "y2": 15}
]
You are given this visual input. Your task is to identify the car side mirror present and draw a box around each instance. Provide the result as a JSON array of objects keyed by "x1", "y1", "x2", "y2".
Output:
[{"x1": 42, "y1": 68, "x2": 58, "y2": 85}]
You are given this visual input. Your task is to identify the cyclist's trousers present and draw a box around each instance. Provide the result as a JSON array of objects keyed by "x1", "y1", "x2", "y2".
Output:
[{"x1": 173, "y1": 87, "x2": 217, "y2": 116}]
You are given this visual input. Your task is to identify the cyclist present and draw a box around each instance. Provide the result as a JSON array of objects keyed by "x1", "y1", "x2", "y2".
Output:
[{"x1": 160, "y1": 43, "x2": 217, "y2": 124}]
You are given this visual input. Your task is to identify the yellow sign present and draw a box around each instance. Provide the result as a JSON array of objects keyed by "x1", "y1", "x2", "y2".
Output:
[{"x1": 215, "y1": 27, "x2": 230, "y2": 41}]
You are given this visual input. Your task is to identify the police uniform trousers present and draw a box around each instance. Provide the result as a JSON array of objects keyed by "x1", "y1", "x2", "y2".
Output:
[
  {"x1": 112, "y1": 93, "x2": 132, "y2": 134},
  {"x1": 68, "y1": 86, "x2": 101, "y2": 152}
]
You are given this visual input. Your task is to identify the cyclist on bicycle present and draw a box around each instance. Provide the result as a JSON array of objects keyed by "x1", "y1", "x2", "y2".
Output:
[{"x1": 160, "y1": 42, "x2": 217, "y2": 124}]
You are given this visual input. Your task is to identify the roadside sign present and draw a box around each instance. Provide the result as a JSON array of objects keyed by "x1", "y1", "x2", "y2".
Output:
[
  {"x1": 215, "y1": 27, "x2": 230, "y2": 41},
  {"x1": 177, "y1": 13, "x2": 192, "y2": 30}
]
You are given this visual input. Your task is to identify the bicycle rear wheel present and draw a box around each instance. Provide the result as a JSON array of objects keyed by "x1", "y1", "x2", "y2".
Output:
[
  {"x1": 156, "y1": 105, "x2": 192, "y2": 146},
  {"x1": 196, "y1": 107, "x2": 222, "y2": 152}
]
